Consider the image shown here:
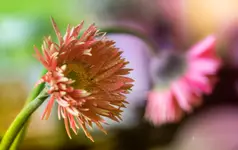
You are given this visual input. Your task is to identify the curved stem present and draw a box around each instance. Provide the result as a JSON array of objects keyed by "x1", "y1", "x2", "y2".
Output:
[
  {"x1": 9, "y1": 69, "x2": 47, "y2": 150},
  {"x1": 0, "y1": 88, "x2": 49, "y2": 150},
  {"x1": 100, "y1": 26, "x2": 157, "y2": 55},
  {"x1": 9, "y1": 129, "x2": 24, "y2": 150}
]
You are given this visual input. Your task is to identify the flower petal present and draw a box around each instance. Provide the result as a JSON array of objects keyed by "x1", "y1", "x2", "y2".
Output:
[
  {"x1": 172, "y1": 79, "x2": 193, "y2": 112},
  {"x1": 145, "y1": 91, "x2": 183, "y2": 125},
  {"x1": 187, "y1": 35, "x2": 216, "y2": 58},
  {"x1": 189, "y1": 58, "x2": 220, "y2": 75}
]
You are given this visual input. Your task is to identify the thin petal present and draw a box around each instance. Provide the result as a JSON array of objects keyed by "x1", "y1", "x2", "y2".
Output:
[
  {"x1": 41, "y1": 96, "x2": 55, "y2": 120},
  {"x1": 172, "y1": 79, "x2": 193, "y2": 112},
  {"x1": 187, "y1": 35, "x2": 216, "y2": 58},
  {"x1": 189, "y1": 58, "x2": 220, "y2": 75},
  {"x1": 145, "y1": 91, "x2": 183, "y2": 125},
  {"x1": 51, "y1": 17, "x2": 63, "y2": 45}
]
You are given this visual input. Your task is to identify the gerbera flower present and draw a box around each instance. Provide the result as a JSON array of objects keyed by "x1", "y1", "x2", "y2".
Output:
[
  {"x1": 34, "y1": 18, "x2": 133, "y2": 141},
  {"x1": 145, "y1": 36, "x2": 221, "y2": 125}
]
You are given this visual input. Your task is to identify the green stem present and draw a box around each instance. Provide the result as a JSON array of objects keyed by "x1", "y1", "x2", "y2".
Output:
[
  {"x1": 9, "y1": 69, "x2": 47, "y2": 150},
  {"x1": 100, "y1": 26, "x2": 157, "y2": 54},
  {"x1": 9, "y1": 130, "x2": 24, "y2": 150},
  {"x1": 0, "y1": 88, "x2": 49, "y2": 150}
]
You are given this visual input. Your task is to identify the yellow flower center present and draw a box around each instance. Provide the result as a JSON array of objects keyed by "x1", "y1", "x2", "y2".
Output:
[{"x1": 64, "y1": 63, "x2": 92, "y2": 90}]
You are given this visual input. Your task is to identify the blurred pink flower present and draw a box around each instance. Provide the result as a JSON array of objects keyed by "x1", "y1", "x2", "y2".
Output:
[{"x1": 145, "y1": 36, "x2": 221, "y2": 125}]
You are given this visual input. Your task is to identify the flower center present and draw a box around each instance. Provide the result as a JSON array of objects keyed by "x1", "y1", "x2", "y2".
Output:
[
  {"x1": 150, "y1": 51, "x2": 187, "y2": 89},
  {"x1": 64, "y1": 63, "x2": 92, "y2": 90}
]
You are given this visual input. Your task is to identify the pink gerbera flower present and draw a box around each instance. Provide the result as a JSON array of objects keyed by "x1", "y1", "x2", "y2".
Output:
[
  {"x1": 34, "y1": 18, "x2": 133, "y2": 141},
  {"x1": 145, "y1": 36, "x2": 221, "y2": 125}
]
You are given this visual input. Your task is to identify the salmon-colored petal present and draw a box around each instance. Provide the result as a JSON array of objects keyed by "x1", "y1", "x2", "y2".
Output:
[{"x1": 41, "y1": 96, "x2": 55, "y2": 120}]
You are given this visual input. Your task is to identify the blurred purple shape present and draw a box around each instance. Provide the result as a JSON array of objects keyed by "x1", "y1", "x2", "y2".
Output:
[
  {"x1": 174, "y1": 106, "x2": 238, "y2": 150},
  {"x1": 103, "y1": 34, "x2": 152, "y2": 128}
]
